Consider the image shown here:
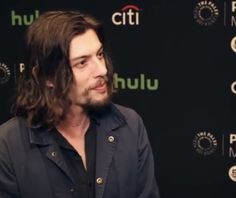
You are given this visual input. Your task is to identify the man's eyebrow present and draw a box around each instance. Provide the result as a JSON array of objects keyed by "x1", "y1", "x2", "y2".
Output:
[
  {"x1": 70, "y1": 55, "x2": 89, "y2": 63},
  {"x1": 70, "y1": 45, "x2": 104, "y2": 62}
]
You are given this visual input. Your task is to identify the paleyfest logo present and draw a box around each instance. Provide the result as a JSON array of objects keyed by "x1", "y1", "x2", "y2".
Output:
[
  {"x1": 228, "y1": 165, "x2": 236, "y2": 182},
  {"x1": 193, "y1": 131, "x2": 218, "y2": 155},
  {"x1": 192, "y1": 131, "x2": 236, "y2": 159},
  {"x1": 0, "y1": 62, "x2": 11, "y2": 84},
  {"x1": 226, "y1": 1, "x2": 236, "y2": 27},
  {"x1": 231, "y1": 80, "x2": 236, "y2": 93},
  {"x1": 193, "y1": 1, "x2": 219, "y2": 26},
  {"x1": 112, "y1": 5, "x2": 141, "y2": 26},
  {"x1": 230, "y1": 36, "x2": 236, "y2": 53}
]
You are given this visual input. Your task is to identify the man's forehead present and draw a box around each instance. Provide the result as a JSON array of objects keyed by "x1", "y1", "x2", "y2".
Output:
[{"x1": 69, "y1": 29, "x2": 102, "y2": 59}]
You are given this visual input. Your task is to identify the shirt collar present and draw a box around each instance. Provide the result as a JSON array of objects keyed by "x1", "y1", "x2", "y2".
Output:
[{"x1": 29, "y1": 103, "x2": 126, "y2": 145}]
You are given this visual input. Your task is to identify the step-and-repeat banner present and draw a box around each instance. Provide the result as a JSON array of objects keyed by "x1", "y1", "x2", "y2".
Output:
[{"x1": 1, "y1": 0, "x2": 236, "y2": 197}]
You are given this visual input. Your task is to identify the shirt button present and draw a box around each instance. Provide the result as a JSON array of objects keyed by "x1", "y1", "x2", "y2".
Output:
[
  {"x1": 69, "y1": 188, "x2": 75, "y2": 193},
  {"x1": 51, "y1": 151, "x2": 56, "y2": 157},
  {"x1": 108, "y1": 136, "x2": 115, "y2": 143},
  {"x1": 96, "y1": 177, "x2": 103, "y2": 184}
]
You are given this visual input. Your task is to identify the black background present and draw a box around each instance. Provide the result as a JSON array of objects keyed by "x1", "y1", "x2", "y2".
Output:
[{"x1": 1, "y1": 0, "x2": 236, "y2": 197}]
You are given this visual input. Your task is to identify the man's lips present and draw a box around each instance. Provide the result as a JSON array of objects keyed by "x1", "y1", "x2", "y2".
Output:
[
  {"x1": 90, "y1": 79, "x2": 108, "y2": 92},
  {"x1": 94, "y1": 83, "x2": 107, "y2": 91}
]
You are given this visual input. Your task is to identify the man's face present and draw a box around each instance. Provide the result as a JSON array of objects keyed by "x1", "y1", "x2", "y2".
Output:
[{"x1": 68, "y1": 29, "x2": 110, "y2": 109}]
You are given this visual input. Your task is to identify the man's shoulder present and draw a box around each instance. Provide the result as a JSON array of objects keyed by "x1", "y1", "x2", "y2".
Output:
[
  {"x1": 109, "y1": 104, "x2": 147, "y2": 137},
  {"x1": 0, "y1": 117, "x2": 27, "y2": 139},
  {"x1": 112, "y1": 103, "x2": 139, "y2": 118},
  {"x1": 111, "y1": 103, "x2": 143, "y2": 126}
]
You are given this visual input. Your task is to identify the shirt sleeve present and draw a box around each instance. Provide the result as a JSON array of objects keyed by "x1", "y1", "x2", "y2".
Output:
[
  {"x1": 0, "y1": 137, "x2": 20, "y2": 198},
  {"x1": 136, "y1": 114, "x2": 161, "y2": 198}
]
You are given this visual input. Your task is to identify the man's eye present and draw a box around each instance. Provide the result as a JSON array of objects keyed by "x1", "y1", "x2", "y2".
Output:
[
  {"x1": 74, "y1": 60, "x2": 87, "y2": 68},
  {"x1": 80, "y1": 60, "x2": 86, "y2": 65},
  {"x1": 97, "y1": 51, "x2": 104, "y2": 59}
]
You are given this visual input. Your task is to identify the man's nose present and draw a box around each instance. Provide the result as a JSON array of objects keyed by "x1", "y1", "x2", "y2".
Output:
[{"x1": 93, "y1": 57, "x2": 107, "y2": 76}]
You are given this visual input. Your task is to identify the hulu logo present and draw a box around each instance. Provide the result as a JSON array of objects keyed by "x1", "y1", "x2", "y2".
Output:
[
  {"x1": 11, "y1": 10, "x2": 39, "y2": 26},
  {"x1": 113, "y1": 73, "x2": 159, "y2": 90}
]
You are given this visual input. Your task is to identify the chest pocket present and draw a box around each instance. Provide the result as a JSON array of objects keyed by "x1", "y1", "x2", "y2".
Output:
[{"x1": 39, "y1": 146, "x2": 75, "y2": 198}]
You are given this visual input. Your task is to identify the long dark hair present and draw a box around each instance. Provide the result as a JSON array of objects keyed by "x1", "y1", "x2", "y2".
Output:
[{"x1": 13, "y1": 10, "x2": 113, "y2": 127}]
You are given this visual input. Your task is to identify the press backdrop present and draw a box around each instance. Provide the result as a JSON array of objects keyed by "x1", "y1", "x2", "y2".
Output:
[{"x1": 1, "y1": 0, "x2": 236, "y2": 197}]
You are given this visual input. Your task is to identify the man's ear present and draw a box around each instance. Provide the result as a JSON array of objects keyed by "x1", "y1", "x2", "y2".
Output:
[
  {"x1": 32, "y1": 66, "x2": 54, "y2": 88},
  {"x1": 32, "y1": 66, "x2": 39, "y2": 84},
  {"x1": 46, "y1": 80, "x2": 54, "y2": 88}
]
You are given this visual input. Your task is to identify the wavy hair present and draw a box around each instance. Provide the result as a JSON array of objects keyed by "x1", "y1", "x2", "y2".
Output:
[{"x1": 13, "y1": 10, "x2": 113, "y2": 127}]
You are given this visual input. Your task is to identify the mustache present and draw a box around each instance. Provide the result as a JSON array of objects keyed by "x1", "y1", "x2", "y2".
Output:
[{"x1": 89, "y1": 77, "x2": 108, "y2": 89}]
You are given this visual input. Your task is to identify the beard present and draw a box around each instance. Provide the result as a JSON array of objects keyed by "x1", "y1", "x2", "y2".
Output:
[
  {"x1": 76, "y1": 83, "x2": 113, "y2": 112},
  {"x1": 82, "y1": 93, "x2": 111, "y2": 111}
]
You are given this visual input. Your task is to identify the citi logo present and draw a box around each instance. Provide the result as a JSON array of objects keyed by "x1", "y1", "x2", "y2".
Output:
[
  {"x1": 112, "y1": 5, "x2": 141, "y2": 26},
  {"x1": 11, "y1": 10, "x2": 39, "y2": 26},
  {"x1": 113, "y1": 73, "x2": 159, "y2": 91}
]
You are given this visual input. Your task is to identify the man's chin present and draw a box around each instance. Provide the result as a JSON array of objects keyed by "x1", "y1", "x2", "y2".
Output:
[{"x1": 82, "y1": 97, "x2": 111, "y2": 111}]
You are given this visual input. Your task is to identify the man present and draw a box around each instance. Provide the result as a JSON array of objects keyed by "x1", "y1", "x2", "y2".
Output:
[{"x1": 0, "y1": 10, "x2": 160, "y2": 198}]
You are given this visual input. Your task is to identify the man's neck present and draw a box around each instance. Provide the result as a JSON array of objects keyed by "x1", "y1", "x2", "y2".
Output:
[{"x1": 56, "y1": 105, "x2": 90, "y2": 138}]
